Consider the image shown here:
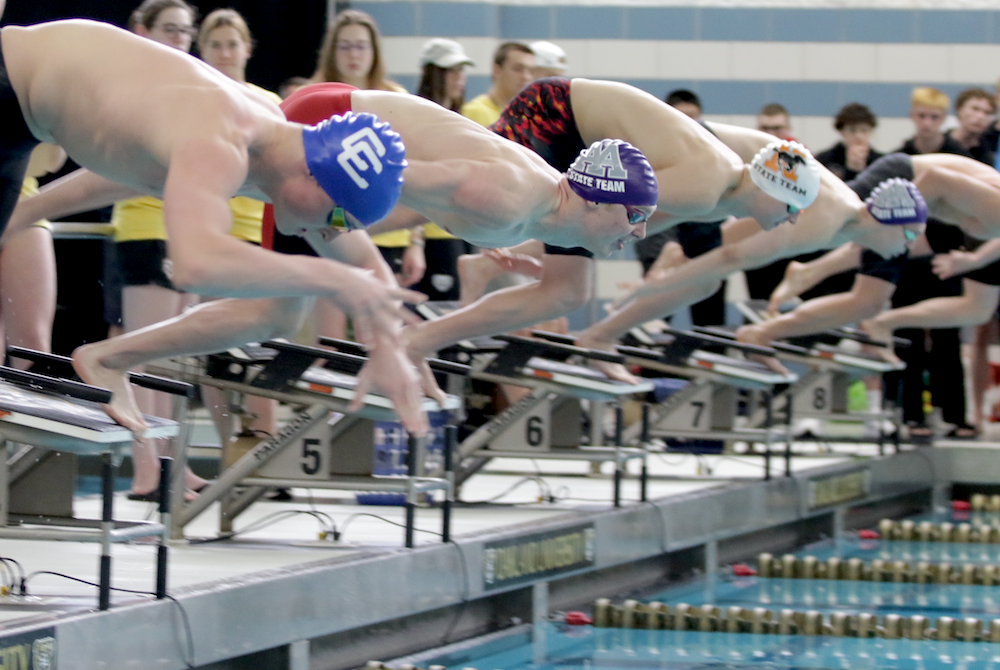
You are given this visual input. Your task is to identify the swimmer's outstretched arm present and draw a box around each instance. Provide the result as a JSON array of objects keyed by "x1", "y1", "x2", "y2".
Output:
[{"x1": 1, "y1": 169, "x2": 142, "y2": 244}]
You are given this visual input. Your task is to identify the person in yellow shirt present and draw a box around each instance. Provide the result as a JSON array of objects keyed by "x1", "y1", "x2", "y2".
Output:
[
  {"x1": 114, "y1": 4, "x2": 282, "y2": 500},
  {"x1": 460, "y1": 42, "x2": 535, "y2": 128},
  {"x1": 308, "y1": 9, "x2": 425, "y2": 335}
]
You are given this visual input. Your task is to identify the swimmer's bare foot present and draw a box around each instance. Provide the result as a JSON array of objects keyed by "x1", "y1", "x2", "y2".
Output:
[
  {"x1": 576, "y1": 333, "x2": 639, "y2": 384},
  {"x1": 73, "y1": 342, "x2": 149, "y2": 437},
  {"x1": 649, "y1": 241, "x2": 686, "y2": 274},
  {"x1": 859, "y1": 319, "x2": 902, "y2": 364},
  {"x1": 768, "y1": 260, "x2": 807, "y2": 314},
  {"x1": 457, "y1": 253, "x2": 502, "y2": 306},
  {"x1": 735, "y1": 324, "x2": 790, "y2": 376}
]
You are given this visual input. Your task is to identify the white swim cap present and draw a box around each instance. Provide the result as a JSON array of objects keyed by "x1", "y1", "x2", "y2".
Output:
[
  {"x1": 749, "y1": 140, "x2": 821, "y2": 211},
  {"x1": 530, "y1": 41, "x2": 567, "y2": 72}
]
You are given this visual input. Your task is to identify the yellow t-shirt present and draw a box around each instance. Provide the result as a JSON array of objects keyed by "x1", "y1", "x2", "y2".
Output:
[
  {"x1": 114, "y1": 82, "x2": 281, "y2": 244},
  {"x1": 461, "y1": 94, "x2": 502, "y2": 128}
]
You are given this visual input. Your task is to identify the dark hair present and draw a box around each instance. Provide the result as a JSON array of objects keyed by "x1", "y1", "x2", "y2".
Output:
[
  {"x1": 833, "y1": 102, "x2": 878, "y2": 130},
  {"x1": 417, "y1": 64, "x2": 464, "y2": 113},
  {"x1": 758, "y1": 102, "x2": 789, "y2": 117},
  {"x1": 130, "y1": 0, "x2": 198, "y2": 32},
  {"x1": 665, "y1": 89, "x2": 702, "y2": 111},
  {"x1": 493, "y1": 41, "x2": 534, "y2": 68},
  {"x1": 278, "y1": 76, "x2": 311, "y2": 100},
  {"x1": 313, "y1": 9, "x2": 397, "y2": 91},
  {"x1": 955, "y1": 87, "x2": 997, "y2": 114}
]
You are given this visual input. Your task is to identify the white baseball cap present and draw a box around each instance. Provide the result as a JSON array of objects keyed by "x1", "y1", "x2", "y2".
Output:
[
  {"x1": 419, "y1": 38, "x2": 474, "y2": 68},
  {"x1": 531, "y1": 41, "x2": 567, "y2": 71}
]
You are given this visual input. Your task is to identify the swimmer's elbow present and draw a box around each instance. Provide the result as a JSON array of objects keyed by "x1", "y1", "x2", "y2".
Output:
[{"x1": 169, "y1": 258, "x2": 211, "y2": 293}]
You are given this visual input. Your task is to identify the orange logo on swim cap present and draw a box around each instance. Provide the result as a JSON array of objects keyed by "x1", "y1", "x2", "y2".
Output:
[{"x1": 762, "y1": 142, "x2": 809, "y2": 183}]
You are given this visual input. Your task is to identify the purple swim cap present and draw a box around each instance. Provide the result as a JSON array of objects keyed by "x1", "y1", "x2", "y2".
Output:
[
  {"x1": 866, "y1": 178, "x2": 928, "y2": 225},
  {"x1": 302, "y1": 111, "x2": 407, "y2": 227},
  {"x1": 565, "y1": 139, "x2": 658, "y2": 207}
]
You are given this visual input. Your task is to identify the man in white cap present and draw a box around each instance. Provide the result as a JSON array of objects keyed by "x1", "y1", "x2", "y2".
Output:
[{"x1": 531, "y1": 40, "x2": 567, "y2": 79}]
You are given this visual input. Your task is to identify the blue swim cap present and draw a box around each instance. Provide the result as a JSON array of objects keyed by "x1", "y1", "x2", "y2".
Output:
[
  {"x1": 566, "y1": 139, "x2": 658, "y2": 207},
  {"x1": 301, "y1": 112, "x2": 407, "y2": 227}
]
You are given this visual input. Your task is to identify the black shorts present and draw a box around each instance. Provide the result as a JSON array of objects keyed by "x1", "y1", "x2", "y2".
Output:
[
  {"x1": 0, "y1": 34, "x2": 40, "y2": 237},
  {"x1": 859, "y1": 220, "x2": 965, "y2": 285},
  {"x1": 964, "y1": 259, "x2": 1000, "y2": 286},
  {"x1": 117, "y1": 240, "x2": 176, "y2": 290}
]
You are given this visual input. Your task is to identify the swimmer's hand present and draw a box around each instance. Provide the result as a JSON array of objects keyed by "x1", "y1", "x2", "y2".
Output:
[
  {"x1": 352, "y1": 336, "x2": 429, "y2": 437},
  {"x1": 401, "y1": 326, "x2": 448, "y2": 408},
  {"x1": 332, "y1": 267, "x2": 427, "y2": 346},
  {"x1": 932, "y1": 250, "x2": 979, "y2": 280}
]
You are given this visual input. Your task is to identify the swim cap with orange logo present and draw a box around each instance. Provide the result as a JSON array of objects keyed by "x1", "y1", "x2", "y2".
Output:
[{"x1": 749, "y1": 140, "x2": 821, "y2": 211}]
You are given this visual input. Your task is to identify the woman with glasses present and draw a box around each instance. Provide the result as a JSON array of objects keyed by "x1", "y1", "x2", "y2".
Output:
[
  {"x1": 296, "y1": 9, "x2": 421, "y2": 341},
  {"x1": 195, "y1": 8, "x2": 285, "y2": 465},
  {"x1": 311, "y1": 9, "x2": 405, "y2": 94}
]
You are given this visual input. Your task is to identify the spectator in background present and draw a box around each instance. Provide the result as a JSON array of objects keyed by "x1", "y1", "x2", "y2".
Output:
[
  {"x1": 948, "y1": 87, "x2": 997, "y2": 165},
  {"x1": 461, "y1": 42, "x2": 534, "y2": 127},
  {"x1": 757, "y1": 103, "x2": 798, "y2": 142},
  {"x1": 415, "y1": 38, "x2": 476, "y2": 301},
  {"x1": 815, "y1": 103, "x2": 883, "y2": 182},
  {"x1": 417, "y1": 38, "x2": 474, "y2": 113},
  {"x1": 288, "y1": 9, "x2": 419, "y2": 339},
  {"x1": 664, "y1": 89, "x2": 702, "y2": 120},
  {"x1": 888, "y1": 86, "x2": 974, "y2": 438},
  {"x1": 944, "y1": 87, "x2": 999, "y2": 432},
  {"x1": 311, "y1": 9, "x2": 406, "y2": 93},
  {"x1": 278, "y1": 75, "x2": 310, "y2": 99},
  {"x1": 900, "y1": 87, "x2": 967, "y2": 155},
  {"x1": 530, "y1": 40, "x2": 567, "y2": 79}
]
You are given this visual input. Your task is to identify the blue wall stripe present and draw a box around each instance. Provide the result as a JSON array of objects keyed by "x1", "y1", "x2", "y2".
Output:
[
  {"x1": 420, "y1": 2, "x2": 497, "y2": 38},
  {"x1": 357, "y1": 2, "x2": 419, "y2": 37},
  {"x1": 916, "y1": 10, "x2": 993, "y2": 44},
  {"x1": 625, "y1": 7, "x2": 697, "y2": 41},
  {"x1": 700, "y1": 7, "x2": 773, "y2": 41},
  {"x1": 772, "y1": 9, "x2": 844, "y2": 43},
  {"x1": 499, "y1": 6, "x2": 552, "y2": 40},
  {"x1": 553, "y1": 6, "x2": 626, "y2": 40},
  {"x1": 358, "y1": 1, "x2": 1000, "y2": 44}
]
